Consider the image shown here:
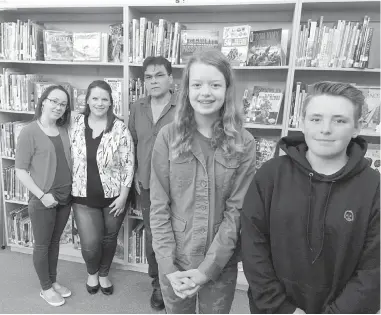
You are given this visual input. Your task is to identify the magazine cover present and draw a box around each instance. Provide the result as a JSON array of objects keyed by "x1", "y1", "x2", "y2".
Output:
[
  {"x1": 43, "y1": 30, "x2": 73, "y2": 61},
  {"x1": 180, "y1": 29, "x2": 220, "y2": 64},
  {"x1": 73, "y1": 32, "x2": 102, "y2": 62},
  {"x1": 221, "y1": 25, "x2": 250, "y2": 66},
  {"x1": 247, "y1": 28, "x2": 282, "y2": 66}
]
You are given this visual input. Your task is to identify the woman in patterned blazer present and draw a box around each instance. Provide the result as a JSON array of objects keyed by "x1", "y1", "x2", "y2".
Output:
[{"x1": 70, "y1": 80, "x2": 134, "y2": 296}]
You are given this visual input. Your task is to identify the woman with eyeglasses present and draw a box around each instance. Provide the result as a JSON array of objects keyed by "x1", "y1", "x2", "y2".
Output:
[
  {"x1": 69, "y1": 80, "x2": 134, "y2": 296},
  {"x1": 15, "y1": 85, "x2": 73, "y2": 307}
]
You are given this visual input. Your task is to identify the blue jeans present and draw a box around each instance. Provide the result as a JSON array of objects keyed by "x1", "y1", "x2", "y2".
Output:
[
  {"x1": 72, "y1": 203, "x2": 125, "y2": 277},
  {"x1": 28, "y1": 196, "x2": 71, "y2": 290}
]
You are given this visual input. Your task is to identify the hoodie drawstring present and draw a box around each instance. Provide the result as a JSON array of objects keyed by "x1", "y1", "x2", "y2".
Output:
[
  {"x1": 312, "y1": 181, "x2": 334, "y2": 264},
  {"x1": 306, "y1": 173, "x2": 335, "y2": 264},
  {"x1": 306, "y1": 173, "x2": 314, "y2": 252}
]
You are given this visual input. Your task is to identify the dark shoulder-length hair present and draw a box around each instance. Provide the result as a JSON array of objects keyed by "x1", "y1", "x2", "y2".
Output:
[
  {"x1": 34, "y1": 85, "x2": 71, "y2": 127},
  {"x1": 83, "y1": 80, "x2": 118, "y2": 133},
  {"x1": 172, "y1": 50, "x2": 244, "y2": 158}
]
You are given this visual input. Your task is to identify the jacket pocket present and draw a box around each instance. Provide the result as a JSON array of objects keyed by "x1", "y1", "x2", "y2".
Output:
[
  {"x1": 171, "y1": 215, "x2": 187, "y2": 253},
  {"x1": 170, "y1": 154, "x2": 194, "y2": 194},
  {"x1": 215, "y1": 155, "x2": 239, "y2": 192}
]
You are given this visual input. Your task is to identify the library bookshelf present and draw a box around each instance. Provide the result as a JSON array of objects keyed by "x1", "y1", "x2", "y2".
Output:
[{"x1": 0, "y1": 0, "x2": 380, "y2": 292}]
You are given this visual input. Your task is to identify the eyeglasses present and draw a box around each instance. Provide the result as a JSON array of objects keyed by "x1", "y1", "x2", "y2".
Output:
[{"x1": 47, "y1": 98, "x2": 68, "y2": 109}]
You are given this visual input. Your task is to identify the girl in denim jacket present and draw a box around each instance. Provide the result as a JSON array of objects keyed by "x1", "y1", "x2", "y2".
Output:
[{"x1": 150, "y1": 50, "x2": 256, "y2": 314}]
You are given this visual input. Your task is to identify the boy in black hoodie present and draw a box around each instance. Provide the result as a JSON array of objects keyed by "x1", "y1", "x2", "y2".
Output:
[{"x1": 241, "y1": 81, "x2": 380, "y2": 314}]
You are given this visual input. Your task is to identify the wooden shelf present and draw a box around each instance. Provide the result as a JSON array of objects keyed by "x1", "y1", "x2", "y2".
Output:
[
  {"x1": 295, "y1": 67, "x2": 380, "y2": 73},
  {"x1": 1, "y1": 156, "x2": 15, "y2": 160},
  {"x1": 244, "y1": 123, "x2": 283, "y2": 130},
  {"x1": 288, "y1": 127, "x2": 302, "y2": 132},
  {"x1": 0, "y1": 109, "x2": 34, "y2": 114},
  {"x1": 360, "y1": 130, "x2": 380, "y2": 137},
  {"x1": 0, "y1": 59, "x2": 123, "y2": 67},
  {"x1": 5, "y1": 199, "x2": 28, "y2": 205},
  {"x1": 129, "y1": 63, "x2": 288, "y2": 70}
]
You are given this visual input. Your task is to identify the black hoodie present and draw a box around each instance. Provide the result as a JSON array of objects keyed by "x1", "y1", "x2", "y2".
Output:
[{"x1": 241, "y1": 135, "x2": 380, "y2": 314}]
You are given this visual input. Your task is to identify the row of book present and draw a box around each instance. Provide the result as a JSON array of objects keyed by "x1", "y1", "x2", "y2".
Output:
[
  {"x1": 0, "y1": 68, "x2": 123, "y2": 116},
  {"x1": 6, "y1": 209, "x2": 126, "y2": 262},
  {"x1": 3, "y1": 165, "x2": 29, "y2": 203},
  {"x1": 289, "y1": 83, "x2": 380, "y2": 131},
  {"x1": 296, "y1": 15, "x2": 374, "y2": 69},
  {"x1": 242, "y1": 86, "x2": 284, "y2": 125},
  {"x1": 129, "y1": 18, "x2": 290, "y2": 67},
  {"x1": 0, "y1": 21, "x2": 123, "y2": 63},
  {"x1": 7, "y1": 206, "x2": 32, "y2": 246},
  {"x1": 0, "y1": 121, "x2": 27, "y2": 159},
  {"x1": 128, "y1": 221, "x2": 148, "y2": 264}
]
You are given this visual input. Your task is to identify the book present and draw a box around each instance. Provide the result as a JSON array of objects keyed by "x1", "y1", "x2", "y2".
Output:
[
  {"x1": 221, "y1": 25, "x2": 250, "y2": 66},
  {"x1": 180, "y1": 29, "x2": 220, "y2": 64},
  {"x1": 104, "y1": 78, "x2": 123, "y2": 117},
  {"x1": 73, "y1": 32, "x2": 102, "y2": 62},
  {"x1": 365, "y1": 143, "x2": 380, "y2": 172},
  {"x1": 72, "y1": 88, "x2": 87, "y2": 113},
  {"x1": 247, "y1": 28, "x2": 284, "y2": 66},
  {"x1": 254, "y1": 136, "x2": 279, "y2": 171},
  {"x1": 357, "y1": 86, "x2": 380, "y2": 132},
  {"x1": 43, "y1": 30, "x2": 73, "y2": 61},
  {"x1": 246, "y1": 86, "x2": 284, "y2": 125},
  {"x1": 108, "y1": 22, "x2": 123, "y2": 63}
]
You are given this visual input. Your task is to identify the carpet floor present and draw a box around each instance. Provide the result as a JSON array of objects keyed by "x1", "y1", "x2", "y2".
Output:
[{"x1": 0, "y1": 248, "x2": 249, "y2": 313}]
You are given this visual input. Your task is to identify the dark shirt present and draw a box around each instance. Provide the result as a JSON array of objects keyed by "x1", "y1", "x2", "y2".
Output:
[
  {"x1": 48, "y1": 134, "x2": 72, "y2": 205},
  {"x1": 194, "y1": 130, "x2": 215, "y2": 245},
  {"x1": 128, "y1": 92, "x2": 177, "y2": 189},
  {"x1": 73, "y1": 116, "x2": 117, "y2": 208}
]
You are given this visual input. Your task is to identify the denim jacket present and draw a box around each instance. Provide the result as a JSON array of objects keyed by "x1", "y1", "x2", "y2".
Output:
[
  {"x1": 150, "y1": 123, "x2": 256, "y2": 281},
  {"x1": 70, "y1": 114, "x2": 134, "y2": 198}
]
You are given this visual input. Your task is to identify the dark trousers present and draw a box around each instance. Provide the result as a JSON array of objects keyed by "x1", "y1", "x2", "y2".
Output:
[
  {"x1": 140, "y1": 185, "x2": 160, "y2": 288},
  {"x1": 72, "y1": 203, "x2": 125, "y2": 277},
  {"x1": 28, "y1": 196, "x2": 71, "y2": 291}
]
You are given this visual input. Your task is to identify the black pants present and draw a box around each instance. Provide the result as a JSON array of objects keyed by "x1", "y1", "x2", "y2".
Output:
[
  {"x1": 28, "y1": 196, "x2": 71, "y2": 290},
  {"x1": 72, "y1": 203, "x2": 125, "y2": 277},
  {"x1": 140, "y1": 184, "x2": 160, "y2": 289}
]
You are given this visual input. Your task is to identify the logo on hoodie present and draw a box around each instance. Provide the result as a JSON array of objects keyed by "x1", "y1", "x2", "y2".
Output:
[{"x1": 344, "y1": 210, "x2": 354, "y2": 222}]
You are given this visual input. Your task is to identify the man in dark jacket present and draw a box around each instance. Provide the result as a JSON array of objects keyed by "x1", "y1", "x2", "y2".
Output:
[{"x1": 241, "y1": 81, "x2": 380, "y2": 314}]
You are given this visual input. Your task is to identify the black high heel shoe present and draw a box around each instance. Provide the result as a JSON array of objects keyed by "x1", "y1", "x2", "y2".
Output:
[
  {"x1": 100, "y1": 284, "x2": 114, "y2": 295},
  {"x1": 86, "y1": 283, "x2": 100, "y2": 294}
]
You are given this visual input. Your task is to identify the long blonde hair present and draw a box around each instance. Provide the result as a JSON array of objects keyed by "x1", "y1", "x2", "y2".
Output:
[{"x1": 172, "y1": 50, "x2": 244, "y2": 158}]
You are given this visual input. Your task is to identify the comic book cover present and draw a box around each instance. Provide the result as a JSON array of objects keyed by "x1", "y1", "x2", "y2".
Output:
[
  {"x1": 254, "y1": 136, "x2": 279, "y2": 171},
  {"x1": 108, "y1": 22, "x2": 123, "y2": 63},
  {"x1": 245, "y1": 86, "x2": 284, "y2": 125},
  {"x1": 73, "y1": 88, "x2": 87, "y2": 113},
  {"x1": 365, "y1": 143, "x2": 380, "y2": 172},
  {"x1": 247, "y1": 28, "x2": 282, "y2": 66},
  {"x1": 73, "y1": 32, "x2": 102, "y2": 62},
  {"x1": 357, "y1": 86, "x2": 380, "y2": 132},
  {"x1": 180, "y1": 29, "x2": 220, "y2": 64},
  {"x1": 221, "y1": 25, "x2": 250, "y2": 66},
  {"x1": 43, "y1": 30, "x2": 73, "y2": 61}
]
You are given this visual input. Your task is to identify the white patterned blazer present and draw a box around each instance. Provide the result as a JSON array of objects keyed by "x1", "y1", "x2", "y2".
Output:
[{"x1": 70, "y1": 114, "x2": 134, "y2": 198}]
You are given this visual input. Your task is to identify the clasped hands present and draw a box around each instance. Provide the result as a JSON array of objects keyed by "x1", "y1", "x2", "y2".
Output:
[{"x1": 166, "y1": 269, "x2": 209, "y2": 299}]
